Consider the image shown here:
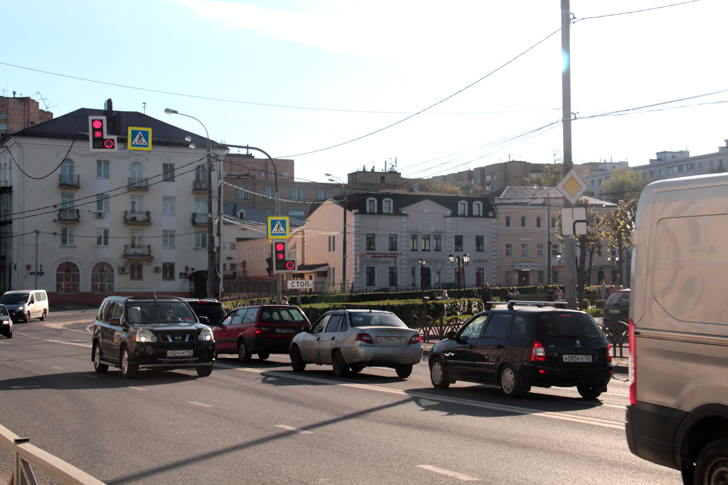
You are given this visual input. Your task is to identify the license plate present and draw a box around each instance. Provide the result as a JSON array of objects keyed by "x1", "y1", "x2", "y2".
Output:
[
  {"x1": 167, "y1": 350, "x2": 193, "y2": 358},
  {"x1": 563, "y1": 354, "x2": 592, "y2": 363},
  {"x1": 275, "y1": 328, "x2": 296, "y2": 334},
  {"x1": 378, "y1": 336, "x2": 402, "y2": 343},
  {"x1": 610, "y1": 309, "x2": 621, "y2": 314}
]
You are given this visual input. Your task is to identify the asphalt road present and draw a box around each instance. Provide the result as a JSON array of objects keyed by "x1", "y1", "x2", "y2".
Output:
[{"x1": 0, "y1": 309, "x2": 681, "y2": 485}]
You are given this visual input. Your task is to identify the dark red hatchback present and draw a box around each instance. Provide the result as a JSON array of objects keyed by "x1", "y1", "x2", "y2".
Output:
[{"x1": 211, "y1": 305, "x2": 311, "y2": 362}]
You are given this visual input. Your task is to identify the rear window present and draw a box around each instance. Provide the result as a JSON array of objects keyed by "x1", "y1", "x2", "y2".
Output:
[
  {"x1": 0, "y1": 306, "x2": 7, "y2": 316},
  {"x1": 349, "y1": 313, "x2": 406, "y2": 328},
  {"x1": 606, "y1": 291, "x2": 629, "y2": 305},
  {"x1": 260, "y1": 307, "x2": 307, "y2": 323},
  {"x1": 535, "y1": 312, "x2": 603, "y2": 339},
  {"x1": 188, "y1": 302, "x2": 227, "y2": 318}
]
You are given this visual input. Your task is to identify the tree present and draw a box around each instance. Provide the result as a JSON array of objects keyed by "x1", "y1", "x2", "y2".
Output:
[
  {"x1": 601, "y1": 199, "x2": 638, "y2": 287},
  {"x1": 523, "y1": 163, "x2": 563, "y2": 187},
  {"x1": 600, "y1": 168, "x2": 644, "y2": 204},
  {"x1": 393, "y1": 178, "x2": 463, "y2": 195}
]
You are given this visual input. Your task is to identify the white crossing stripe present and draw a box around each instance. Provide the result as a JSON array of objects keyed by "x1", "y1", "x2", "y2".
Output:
[
  {"x1": 417, "y1": 465, "x2": 479, "y2": 481},
  {"x1": 275, "y1": 425, "x2": 312, "y2": 434}
]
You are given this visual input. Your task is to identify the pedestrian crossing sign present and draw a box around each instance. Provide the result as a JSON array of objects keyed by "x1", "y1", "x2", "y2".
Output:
[
  {"x1": 268, "y1": 216, "x2": 289, "y2": 239},
  {"x1": 127, "y1": 127, "x2": 152, "y2": 151}
]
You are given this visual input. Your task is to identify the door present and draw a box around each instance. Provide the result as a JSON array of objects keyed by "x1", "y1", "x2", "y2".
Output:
[
  {"x1": 100, "y1": 301, "x2": 123, "y2": 363},
  {"x1": 298, "y1": 314, "x2": 329, "y2": 362},
  {"x1": 317, "y1": 314, "x2": 344, "y2": 364},
  {"x1": 420, "y1": 267, "x2": 431, "y2": 289},
  {"x1": 443, "y1": 314, "x2": 488, "y2": 381},
  {"x1": 473, "y1": 313, "x2": 513, "y2": 382},
  {"x1": 518, "y1": 271, "x2": 530, "y2": 286},
  {"x1": 214, "y1": 309, "x2": 245, "y2": 352}
]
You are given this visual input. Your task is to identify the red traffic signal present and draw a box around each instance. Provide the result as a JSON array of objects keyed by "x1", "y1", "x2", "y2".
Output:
[
  {"x1": 89, "y1": 116, "x2": 117, "y2": 151},
  {"x1": 274, "y1": 241, "x2": 287, "y2": 271}
]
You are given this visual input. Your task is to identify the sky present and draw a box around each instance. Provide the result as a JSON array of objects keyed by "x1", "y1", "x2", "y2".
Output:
[{"x1": 2, "y1": 0, "x2": 726, "y2": 183}]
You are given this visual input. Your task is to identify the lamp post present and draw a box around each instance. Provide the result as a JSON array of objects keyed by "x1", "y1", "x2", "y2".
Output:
[
  {"x1": 418, "y1": 258, "x2": 427, "y2": 289},
  {"x1": 326, "y1": 174, "x2": 347, "y2": 293},
  {"x1": 607, "y1": 253, "x2": 619, "y2": 285},
  {"x1": 165, "y1": 108, "x2": 216, "y2": 299},
  {"x1": 448, "y1": 253, "x2": 470, "y2": 292}
]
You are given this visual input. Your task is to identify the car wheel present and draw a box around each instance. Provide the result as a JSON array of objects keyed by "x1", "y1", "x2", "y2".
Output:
[
  {"x1": 694, "y1": 439, "x2": 728, "y2": 485},
  {"x1": 196, "y1": 364, "x2": 213, "y2": 377},
  {"x1": 290, "y1": 346, "x2": 306, "y2": 372},
  {"x1": 120, "y1": 348, "x2": 137, "y2": 379},
  {"x1": 332, "y1": 350, "x2": 349, "y2": 377},
  {"x1": 395, "y1": 364, "x2": 413, "y2": 379},
  {"x1": 500, "y1": 364, "x2": 523, "y2": 398},
  {"x1": 40, "y1": 309, "x2": 47, "y2": 321},
  {"x1": 429, "y1": 358, "x2": 450, "y2": 389},
  {"x1": 93, "y1": 343, "x2": 108, "y2": 373},
  {"x1": 237, "y1": 340, "x2": 252, "y2": 363},
  {"x1": 25, "y1": 312, "x2": 31, "y2": 323},
  {"x1": 350, "y1": 365, "x2": 365, "y2": 374},
  {"x1": 577, "y1": 385, "x2": 603, "y2": 399},
  {"x1": 258, "y1": 351, "x2": 270, "y2": 360}
]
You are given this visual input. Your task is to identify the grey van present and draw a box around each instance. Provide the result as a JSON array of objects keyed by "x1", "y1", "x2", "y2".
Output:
[{"x1": 0, "y1": 290, "x2": 49, "y2": 322}]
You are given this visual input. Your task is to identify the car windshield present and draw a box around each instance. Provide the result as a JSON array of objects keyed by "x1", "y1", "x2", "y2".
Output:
[
  {"x1": 349, "y1": 313, "x2": 407, "y2": 328},
  {"x1": 536, "y1": 312, "x2": 603, "y2": 339},
  {"x1": 606, "y1": 291, "x2": 630, "y2": 305},
  {"x1": 260, "y1": 307, "x2": 307, "y2": 323},
  {"x1": 126, "y1": 302, "x2": 197, "y2": 324},
  {"x1": 0, "y1": 293, "x2": 29, "y2": 304}
]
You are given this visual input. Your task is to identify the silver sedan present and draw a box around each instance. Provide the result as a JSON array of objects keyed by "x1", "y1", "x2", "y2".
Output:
[{"x1": 290, "y1": 309, "x2": 423, "y2": 378}]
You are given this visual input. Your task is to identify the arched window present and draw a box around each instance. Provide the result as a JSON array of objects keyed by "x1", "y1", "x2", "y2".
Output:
[
  {"x1": 473, "y1": 201, "x2": 483, "y2": 217},
  {"x1": 92, "y1": 262, "x2": 114, "y2": 293},
  {"x1": 60, "y1": 159, "x2": 75, "y2": 185},
  {"x1": 383, "y1": 198, "x2": 394, "y2": 214},
  {"x1": 56, "y1": 262, "x2": 80, "y2": 293},
  {"x1": 195, "y1": 165, "x2": 206, "y2": 183},
  {"x1": 366, "y1": 197, "x2": 377, "y2": 213},
  {"x1": 130, "y1": 162, "x2": 143, "y2": 184},
  {"x1": 458, "y1": 201, "x2": 468, "y2": 216}
]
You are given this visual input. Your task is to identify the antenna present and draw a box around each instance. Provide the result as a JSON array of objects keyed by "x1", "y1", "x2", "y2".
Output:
[{"x1": 33, "y1": 92, "x2": 52, "y2": 111}]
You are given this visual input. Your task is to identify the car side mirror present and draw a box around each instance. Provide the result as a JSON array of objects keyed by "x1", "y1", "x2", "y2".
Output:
[
  {"x1": 198, "y1": 316, "x2": 209, "y2": 324},
  {"x1": 446, "y1": 330, "x2": 457, "y2": 340},
  {"x1": 110, "y1": 317, "x2": 121, "y2": 327}
]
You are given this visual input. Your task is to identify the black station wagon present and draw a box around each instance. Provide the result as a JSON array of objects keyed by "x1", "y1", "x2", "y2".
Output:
[{"x1": 429, "y1": 302, "x2": 613, "y2": 399}]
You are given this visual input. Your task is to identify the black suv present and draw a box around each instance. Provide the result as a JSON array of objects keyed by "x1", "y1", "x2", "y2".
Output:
[
  {"x1": 428, "y1": 301, "x2": 613, "y2": 399},
  {"x1": 185, "y1": 298, "x2": 228, "y2": 325},
  {"x1": 92, "y1": 296, "x2": 216, "y2": 378}
]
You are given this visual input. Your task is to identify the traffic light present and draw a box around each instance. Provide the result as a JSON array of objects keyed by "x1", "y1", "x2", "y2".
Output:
[
  {"x1": 274, "y1": 241, "x2": 287, "y2": 271},
  {"x1": 266, "y1": 257, "x2": 273, "y2": 277},
  {"x1": 89, "y1": 116, "x2": 117, "y2": 151}
]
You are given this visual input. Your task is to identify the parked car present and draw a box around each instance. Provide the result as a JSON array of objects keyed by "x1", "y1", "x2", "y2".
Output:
[
  {"x1": 428, "y1": 301, "x2": 613, "y2": 398},
  {"x1": 0, "y1": 290, "x2": 49, "y2": 322},
  {"x1": 289, "y1": 309, "x2": 423, "y2": 378},
  {"x1": 0, "y1": 304, "x2": 12, "y2": 338},
  {"x1": 603, "y1": 289, "x2": 629, "y2": 326},
  {"x1": 212, "y1": 305, "x2": 311, "y2": 362},
  {"x1": 91, "y1": 295, "x2": 215, "y2": 378},
  {"x1": 185, "y1": 298, "x2": 228, "y2": 325}
]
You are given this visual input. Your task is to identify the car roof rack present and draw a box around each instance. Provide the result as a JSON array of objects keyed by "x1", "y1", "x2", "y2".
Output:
[{"x1": 505, "y1": 301, "x2": 569, "y2": 310}]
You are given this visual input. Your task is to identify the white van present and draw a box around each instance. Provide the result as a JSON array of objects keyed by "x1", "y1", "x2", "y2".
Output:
[
  {"x1": 0, "y1": 290, "x2": 49, "y2": 322},
  {"x1": 626, "y1": 173, "x2": 728, "y2": 485}
]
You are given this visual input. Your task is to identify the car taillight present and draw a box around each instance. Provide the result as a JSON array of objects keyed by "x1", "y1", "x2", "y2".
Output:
[
  {"x1": 629, "y1": 317, "x2": 636, "y2": 405},
  {"x1": 254, "y1": 327, "x2": 272, "y2": 334},
  {"x1": 531, "y1": 340, "x2": 546, "y2": 362},
  {"x1": 409, "y1": 334, "x2": 422, "y2": 345},
  {"x1": 356, "y1": 333, "x2": 373, "y2": 344},
  {"x1": 607, "y1": 343, "x2": 612, "y2": 363}
]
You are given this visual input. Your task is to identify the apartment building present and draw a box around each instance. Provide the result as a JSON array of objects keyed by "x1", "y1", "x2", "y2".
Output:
[{"x1": 0, "y1": 94, "x2": 54, "y2": 136}]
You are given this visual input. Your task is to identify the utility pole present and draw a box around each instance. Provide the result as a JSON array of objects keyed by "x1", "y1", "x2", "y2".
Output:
[{"x1": 561, "y1": 0, "x2": 578, "y2": 309}]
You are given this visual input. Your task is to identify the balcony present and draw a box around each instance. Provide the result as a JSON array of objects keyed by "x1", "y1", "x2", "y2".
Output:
[
  {"x1": 58, "y1": 174, "x2": 80, "y2": 188},
  {"x1": 191, "y1": 212, "x2": 209, "y2": 226},
  {"x1": 123, "y1": 244, "x2": 152, "y2": 260},
  {"x1": 57, "y1": 208, "x2": 80, "y2": 222},
  {"x1": 128, "y1": 177, "x2": 149, "y2": 191},
  {"x1": 192, "y1": 180, "x2": 208, "y2": 193},
  {"x1": 123, "y1": 210, "x2": 152, "y2": 225}
]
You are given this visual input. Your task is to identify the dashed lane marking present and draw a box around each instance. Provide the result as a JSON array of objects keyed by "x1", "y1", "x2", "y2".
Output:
[
  {"x1": 188, "y1": 402, "x2": 213, "y2": 408},
  {"x1": 417, "y1": 465, "x2": 479, "y2": 481},
  {"x1": 275, "y1": 425, "x2": 312, "y2": 434}
]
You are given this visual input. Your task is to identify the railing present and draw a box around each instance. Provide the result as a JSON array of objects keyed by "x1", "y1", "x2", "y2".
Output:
[
  {"x1": 191, "y1": 212, "x2": 209, "y2": 225},
  {"x1": 57, "y1": 209, "x2": 80, "y2": 222},
  {"x1": 123, "y1": 210, "x2": 151, "y2": 224},
  {"x1": 410, "y1": 315, "x2": 465, "y2": 343},
  {"x1": 1, "y1": 423, "x2": 105, "y2": 485},
  {"x1": 192, "y1": 180, "x2": 208, "y2": 192},
  {"x1": 58, "y1": 174, "x2": 80, "y2": 188},
  {"x1": 127, "y1": 177, "x2": 148, "y2": 191},
  {"x1": 123, "y1": 244, "x2": 152, "y2": 258}
]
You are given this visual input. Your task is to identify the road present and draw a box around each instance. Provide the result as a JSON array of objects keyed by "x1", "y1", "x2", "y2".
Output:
[{"x1": 0, "y1": 309, "x2": 681, "y2": 485}]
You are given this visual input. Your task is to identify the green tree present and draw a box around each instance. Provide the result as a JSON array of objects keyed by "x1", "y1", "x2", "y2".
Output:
[
  {"x1": 601, "y1": 199, "x2": 638, "y2": 287},
  {"x1": 393, "y1": 178, "x2": 463, "y2": 195},
  {"x1": 524, "y1": 163, "x2": 563, "y2": 187},
  {"x1": 600, "y1": 168, "x2": 644, "y2": 204}
]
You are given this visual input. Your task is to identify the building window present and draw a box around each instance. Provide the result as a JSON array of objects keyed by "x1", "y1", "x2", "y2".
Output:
[
  {"x1": 366, "y1": 198, "x2": 377, "y2": 213},
  {"x1": 388, "y1": 234, "x2": 397, "y2": 251},
  {"x1": 553, "y1": 271, "x2": 559, "y2": 283},
  {"x1": 236, "y1": 187, "x2": 252, "y2": 200},
  {"x1": 130, "y1": 162, "x2": 144, "y2": 186},
  {"x1": 97, "y1": 194, "x2": 109, "y2": 212},
  {"x1": 262, "y1": 187, "x2": 275, "y2": 200},
  {"x1": 552, "y1": 244, "x2": 560, "y2": 256},
  {"x1": 521, "y1": 216, "x2": 527, "y2": 227},
  {"x1": 458, "y1": 201, "x2": 467, "y2": 216},
  {"x1": 97, "y1": 160, "x2": 109, "y2": 179},
  {"x1": 163, "y1": 197, "x2": 175, "y2": 215},
  {"x1": 537, "y1": 271, "x2": 544, "y2": 284},
  {"x1": 476, "y1": 235, "x2": 484, "y2": 252},
  {"x1": 163, "y1": 230, "x2": 175, "y2": 248},
  {"x1": 163, "y1": 262, "x2": 175, "y2": 281},
  {"x1": 410, "y1": 234, "x2": 418, "y2": 251},
  {"x1": 421, "y1": 235, "x2": 431, "y2": 251},
  {"x1": 366, "y1": 267, "x2": 376, "y2": 286},
  {"x1": 454, "y1": 235, "x2": 463, "y2": 252},
  {"x1": 366, "y1": 233, "x2": 376, "y2": 251},
  {"x1": 130, "y1": 262, "x2": 143, "y2": 281},
  {"x1": 60, "y1": 159, "x2": 75, "y2": 185},
  {"x1": 473, "y1": 202, "x2": 483, "y2": 216},
  {"x1": 434, "y1": 235, "x2": 442, "y2": 251},
  {"x1": 506, "y1": 244, "x2": 513, "y2": 256},
  {"x1": 56, "y1": 262, "x2": 80, "y2": 293},
  {"x1": 130, "y1": 195, "x2": 144, "y2": 214},
  {"x1": 476, "y1": 267, "x2": 484, "y2": 287},
  {"x1": 521, "y1": 244, "x2": 529, "y2": 257},
  {"x1": 195, "y1": 231, "x2": 207, "y2": 249},
  {"x1": 388, "y1": 267, "x2": 397, "y2": 286},
  {"x1": 536, "y1": 216, "x2": 542, "y2": 228},
  {"x1": 163, "y1": 163, "x2": 175, "y2": 181},
  {"x1": 383, "y1": 198, "x2": 393, "y2": 214},
  {"x1": 505, "y1": 215, "x2": 512, "y2": 227},
  {"x1": 96, "y1": 228, "x2": 109, "y2": 247},
  {"x1": 282, "y1": 172, "x2": 290, "y2": 179},
  {"x1": 61, "y1": 227, "x2": 74, "y2": 246},
  {"x1": 315, "y1": 189, "x2": 331, "y2": 200},
  {"x1": 551, "y1": 216, "x2": 557, "y2": 228},
  {"x1": 289, "y1": 188, "x2": 304, "y2": 202},
  {"x1": 195, "y1": 197, "x2": 206, "y2": 216},
  {"x1": 91, "y1": 262, "x2": 114, "y2": 293},
  {"x1": 328, "y1": 236, "x2": 335, "y2": 252},
  {"x1": 537, "y1": 244, "x2": 544, "y2": 257}
]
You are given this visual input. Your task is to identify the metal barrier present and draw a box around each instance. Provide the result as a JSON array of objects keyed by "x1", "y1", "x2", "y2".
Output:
[{"x1": 0, "y1": 424, "x2": 105, "y2": 485}]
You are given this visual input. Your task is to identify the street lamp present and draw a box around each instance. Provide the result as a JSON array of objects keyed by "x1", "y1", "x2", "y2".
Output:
[
  {"x1": 418, "y1": 259, "x2": 427, "y2": 289},
  {"x1": 165, "y1": 108, "x2": 216, "y2": 299},
  {"x1": 326, "y1": 174, "x2": 347, "y2": 293},
  {"x1": 607, "y1": 253, "x2": 619, "y2": 285},
  {"x1": 448, "y1": 253, "x2": 470, "y2": 292}
]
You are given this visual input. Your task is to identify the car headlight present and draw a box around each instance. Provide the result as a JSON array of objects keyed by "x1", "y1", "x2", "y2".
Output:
[
  {"x1": 136, "y1": 328, "x2": 157, "y2": 343},
  {"x1": 198, "y1": 327, "x2": 214, "y2": 342}
]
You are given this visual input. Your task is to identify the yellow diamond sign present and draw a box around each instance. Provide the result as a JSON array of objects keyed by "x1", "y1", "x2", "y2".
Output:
[{"x1": 556, "y1": 169, "x2": 588, "y2": 205}]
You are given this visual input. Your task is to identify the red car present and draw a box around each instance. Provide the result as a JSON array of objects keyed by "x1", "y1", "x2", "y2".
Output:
[{"x1": 212, "y1": 305, "x2": 311, "y2": 362}]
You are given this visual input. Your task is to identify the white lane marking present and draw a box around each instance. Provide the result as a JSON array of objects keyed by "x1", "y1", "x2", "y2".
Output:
[
  {"x1": 188, "y1": 402, "x2": 213, "y2": 408},
  {"x1": 417, "y1": 465, "x2": 479, "y2": 481},
  {"x1": 85, "y1": 375, "x2": 99, "y2": 379},
  {"x1": 275, "y1": 425, "x2": 312, "y2": 434},
  {"x1": 129, "y1": 387, "x2": 147, "y2": 391},
  {"x1": 236, "y1": 368, "x2": 624, "y2": 430},
  {"x1": 52, "y1": 366, "x2": 63, "y2": 370}
]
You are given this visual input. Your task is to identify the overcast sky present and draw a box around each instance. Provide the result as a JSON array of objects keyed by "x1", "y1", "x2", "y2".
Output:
[{"x1": 2, "y1": 0, "x2": 725, "y2": 183}]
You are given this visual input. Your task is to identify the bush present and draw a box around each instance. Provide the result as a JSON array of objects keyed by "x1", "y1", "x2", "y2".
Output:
[
  {"x1": 595, "y1": 299, "x2": 606, "y2": 309},
  {"x1": 582, "y1": 298, "x2": 591, "y2": 310}
]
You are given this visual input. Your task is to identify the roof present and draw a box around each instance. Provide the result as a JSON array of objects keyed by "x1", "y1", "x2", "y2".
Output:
[
  {"x1": 222, "y1": 202, "x2": 306, "y2": 227},
  {"x1": 496, "y1": 186, "x2": 615, "y2": 207},
  {"x1": 297, "y1": 263, "x2": 328, "y2": 272}
]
